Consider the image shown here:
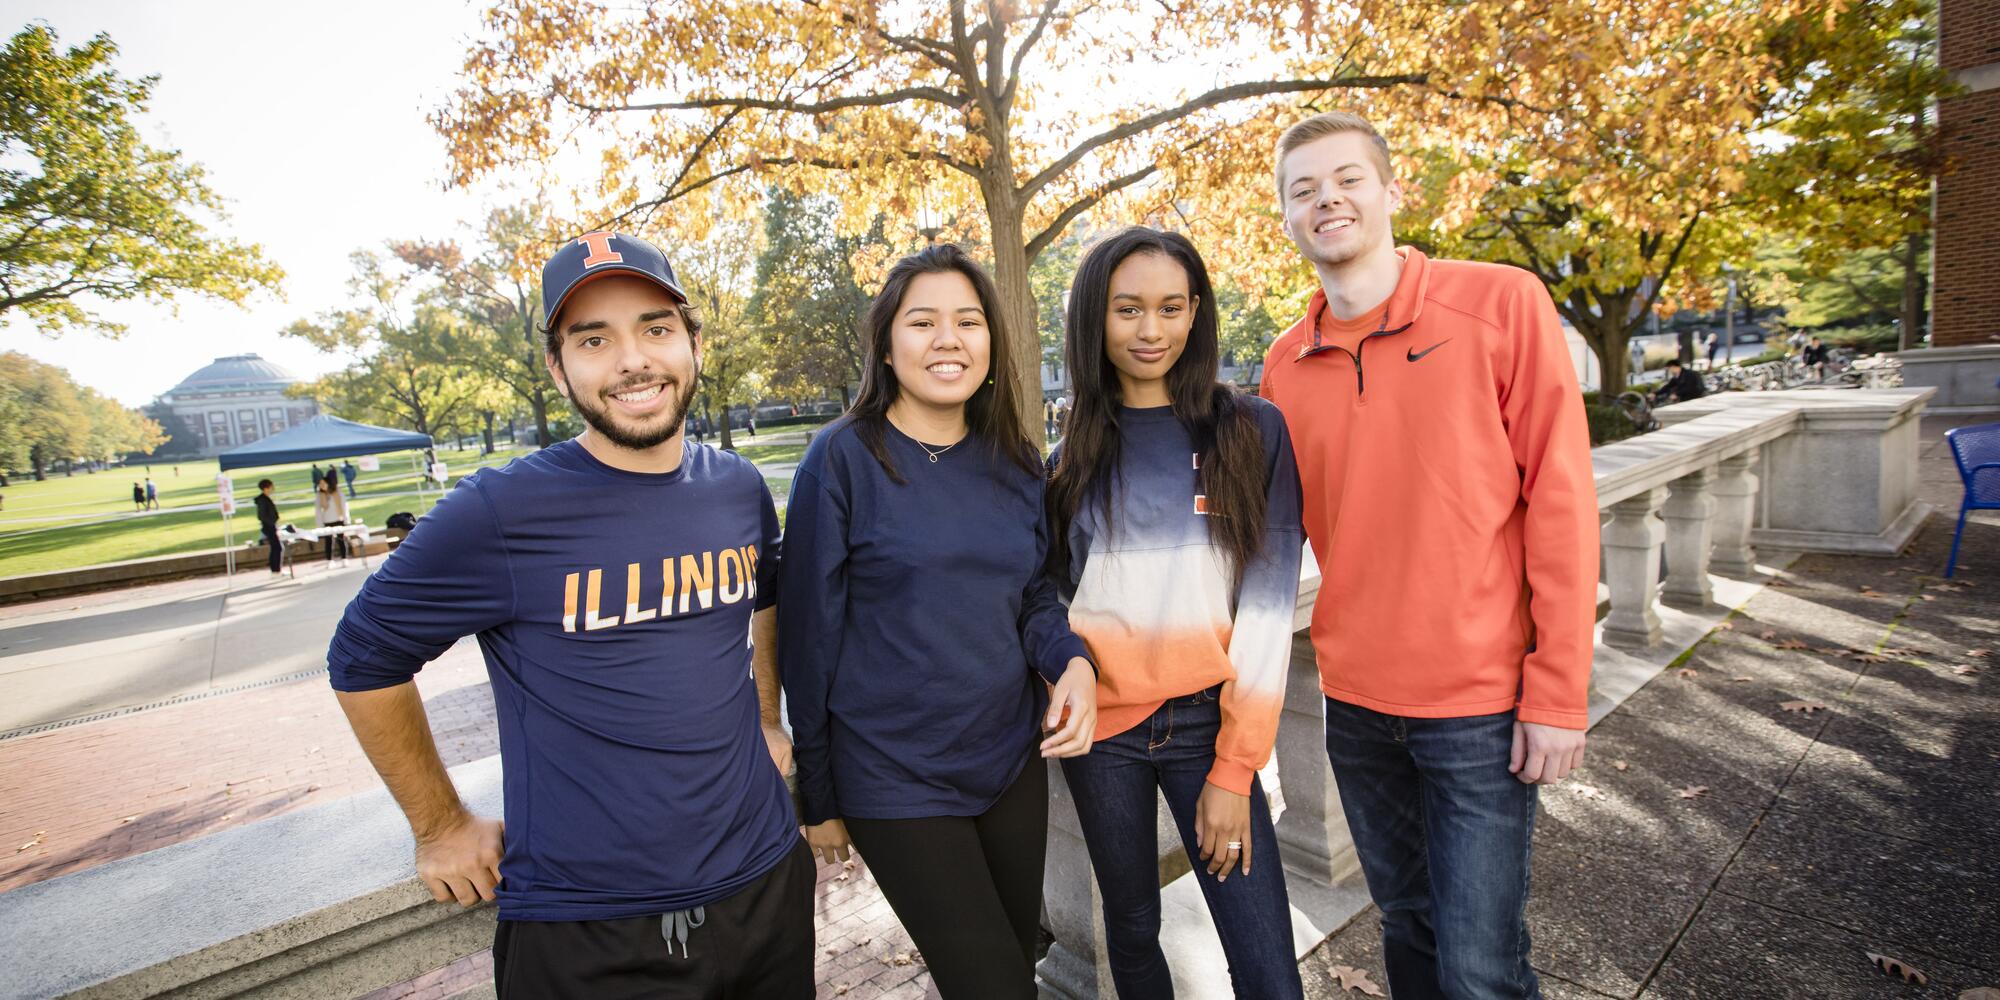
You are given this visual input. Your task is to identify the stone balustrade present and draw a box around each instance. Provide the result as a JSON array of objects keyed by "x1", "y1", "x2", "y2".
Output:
[{"x1": 0, "y1": 389, "x2": 1934, "y2": 1000}]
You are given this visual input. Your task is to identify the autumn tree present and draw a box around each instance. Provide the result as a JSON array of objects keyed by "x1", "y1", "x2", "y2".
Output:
[
  {"x1": 439, "y1": 0, "x2": 1645, "y2": 425},
  {"x1": 670, "y1": 215, "x2": 767, "y2": 451},
  {"x1": 746, "y1": 190, "x2": 872, "y2": 407},
  {"x1": 1752, "y1": 0, "x2": 1952, "y2": 351},
  {"x1": 392, "y1": 203, "x2": 563, "y2": 447},
  {"x1": 0, "y1": 351, "x2": 160, "y2": 479},
  {"x1": 0, "y1": 25, "x2": 281, "y2": 337},
  {"x1": 284, "y1": 251, "x2": 490, "y2": 439}
]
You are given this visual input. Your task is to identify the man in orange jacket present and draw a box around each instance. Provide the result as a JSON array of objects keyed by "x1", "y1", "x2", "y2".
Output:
[{"x1": 1260, "y1": 112, "x2": 1599, "y2": 1000}]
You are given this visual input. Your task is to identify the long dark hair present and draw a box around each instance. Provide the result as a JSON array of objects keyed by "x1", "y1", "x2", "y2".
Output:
[
  {"x1": 848, "y1": 243, "x2": 1041, "y2": 484},
  {"x1": 1048, "y1": 227, "x2": 1269, "y2": 586}
]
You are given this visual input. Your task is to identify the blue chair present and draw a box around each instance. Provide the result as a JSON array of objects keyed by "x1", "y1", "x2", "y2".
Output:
[{"x1": 1945, "y1": 421, "x2": 2000, "y2": 578}]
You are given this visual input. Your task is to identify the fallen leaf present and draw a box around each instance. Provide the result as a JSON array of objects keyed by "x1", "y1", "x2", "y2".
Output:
[
  {"x1": 1571, "y1": 783, "x2": 1606, "y2": 800},
  {"x1": 1859, "y1": 587, "x2": 1884, "y2": 596},
  {"x1": 16, "y1": 833, "x2": 43, "y2": 853},
  {"x1": 1920, "y1": 594, "x2": 1937, "y2": 601},
  {"x1": 1969, "y1": 649, "x2": 1992, "y2": 659},
  {"x1": 1780, "y1": 700, "x2": 1830, "y2": 714},
  {"x1": 1774, "y1": 638, "x2": 1811, "y2": 650},
  {"x1": 1817, "y1": 646, "x2": 1850, "y2": 656},
  {"x1": 1848, "y1": 652, "x2": 1889, "y2": 664},
  {"x1": 1957, "y1": 988, "x2": 2000, "y2": 999},
  {"x1": 1880, "y1": 647, "x2": 1914, "y2": 657},
  {"x1": 1732, "y1": 676, "x2": 1754, "y2": 683},
  {"x1": 1678, "y1": 785, "x2": 1709, "y2": 799},
  {"x1": 1331, "y1": 965, "x2": 1386, "y2": 996},
  {"x1": 892, "y1": 952, "x2": 913, "y2": 966},
  {"x1": 1613, "y1": 760, "x2": 1630, "y2": 771},
  {"x1": 825, "y1": 948, "x2": 840, "y2": 956},
  {"x1": 1955, "y1": 665, "x2": 1981, "y2": 677},
  {"x1": 119, "y1": 815, "x2": 137, "y2": 824},
  {"x1": 1713, "y1": 621, "x2": 1734, "y2": 631},
  {"x1": 1868, "y1": 952, "x2": 1927, "y2": 985},
  {"x1": 835, "y1": 986, "x2": 850, "y2": 996},
  {"x1": 1677, "y1": 668, "x2": 1700, "y2": 680},
  {"x1": 1760, "y1": 629, "x2": 1779, "y2": 640}
]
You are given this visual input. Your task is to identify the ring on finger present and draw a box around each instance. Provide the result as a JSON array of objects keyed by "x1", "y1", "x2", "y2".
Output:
[{"x1": 1225, "y1": 840, "x2": 1242, "y2": 851}]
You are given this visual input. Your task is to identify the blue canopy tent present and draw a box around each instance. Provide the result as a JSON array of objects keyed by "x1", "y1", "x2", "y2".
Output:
[
  {"x1": 215, "y1": 415, "x2": 435, "y2": 579},
  {"x1": 216, "y1": 415, "x2": 432, "y2": 471}
]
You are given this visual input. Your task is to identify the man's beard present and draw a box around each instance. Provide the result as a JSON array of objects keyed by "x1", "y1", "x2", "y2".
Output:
[{"x1": 566, "y1": 372, "x2": 698, "y2": 451}]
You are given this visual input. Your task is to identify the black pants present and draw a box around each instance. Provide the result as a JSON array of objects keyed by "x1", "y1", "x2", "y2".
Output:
[
  {"x1": 492, "y1": 841, "x2": 815, "y2": 1000},
  {"x1": 844, "y1": 750, "x2": 1048, "y2": 999},
  {"x1": 321, "y1": 521, "x2": 348, "y2": 561},
  {"x1": 261, "y1": 525, "x2": 282, "y2": 572}
]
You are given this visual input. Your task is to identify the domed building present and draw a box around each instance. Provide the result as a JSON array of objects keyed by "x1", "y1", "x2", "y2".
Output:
[{"x1": 149, "y1": 354, "x2": 320, "y2": 457}]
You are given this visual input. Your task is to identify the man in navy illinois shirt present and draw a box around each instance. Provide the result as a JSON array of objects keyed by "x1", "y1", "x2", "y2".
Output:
[{"x1": 327, "y1": 232, "x2": 812, "y2": 999}]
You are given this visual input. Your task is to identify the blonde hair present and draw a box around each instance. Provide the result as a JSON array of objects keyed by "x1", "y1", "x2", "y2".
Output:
[{"x1": 1274, "y1": 112, "x2": 1394, "y2": 195}]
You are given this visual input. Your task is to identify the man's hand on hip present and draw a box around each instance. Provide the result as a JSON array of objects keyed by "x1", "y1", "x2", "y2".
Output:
[
  {"x1": 415, "y1": 812, "x2": 505, "y2": 906},
  {"x1": 1510, "y1": 720, "x2": 1585, "y2": 785}
]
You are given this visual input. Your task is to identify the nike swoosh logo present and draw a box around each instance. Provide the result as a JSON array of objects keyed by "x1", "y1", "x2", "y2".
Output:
[{"x1": 1407, "y1": 339, "x2": 1450, "y2": 362}]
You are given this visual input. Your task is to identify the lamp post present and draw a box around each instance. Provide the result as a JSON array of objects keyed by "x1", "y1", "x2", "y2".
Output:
[{"x1": 1721, "y1": 264, "x2": 1737, "y2": 367}]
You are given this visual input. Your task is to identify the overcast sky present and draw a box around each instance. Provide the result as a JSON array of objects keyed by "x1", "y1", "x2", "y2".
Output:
[{"x1": 1, "y1": 1, "x2": 505, "y2": 405}]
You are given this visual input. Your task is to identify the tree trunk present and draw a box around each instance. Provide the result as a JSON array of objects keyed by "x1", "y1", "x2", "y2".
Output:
[
  {"x1": 532, "y1": 392, "x2": 552, "y2": 447},
  {"x1": 482, "y1": 411, "x2": 496, "y2": 454},
  {"x1": 982, "y1": 186, "x2": 1043, "y2": 435},
  {"x1": 1899, "y1": 229, "x2": 1928, "y2": 352},
  {"x1": 719, "y1": 411, "x2": 735, "y2": 451}
]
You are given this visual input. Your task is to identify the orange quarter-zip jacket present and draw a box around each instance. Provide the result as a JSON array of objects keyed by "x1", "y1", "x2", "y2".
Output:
[{"x1": 1259, "y1": 248, "x2": 1598, "y2": 729}]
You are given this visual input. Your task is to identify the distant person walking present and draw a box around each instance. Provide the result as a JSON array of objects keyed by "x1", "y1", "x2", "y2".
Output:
[
  {"x1": 341, "y1": 460, "x2": 358, "y2": 499},
  {"x1": 315, "y1": 477, "x2": 350, "y2": 564},
  {"x1": 144, "y1": 477, "x2": 159, "y2": 510},
  {"x1": 310, "y1": 464, "x2": 323, "y2": 491},
  {"x1": 131, "y1": 482, "x2": 145, "y2": 511},
  {"x1": 254, "y1": 479, "x2": 283, "y2": 575},
  {"x1": 1628, "y1": 337, "x2": 1647, "y2": 385},
  {"x1": 1704, "y1": 331, "x2": 1720, "y2": 370}
]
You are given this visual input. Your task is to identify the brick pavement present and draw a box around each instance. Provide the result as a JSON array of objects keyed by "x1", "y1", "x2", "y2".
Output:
[{"x1": 0, "y1": 639, "x2": 492, "y2": 893}]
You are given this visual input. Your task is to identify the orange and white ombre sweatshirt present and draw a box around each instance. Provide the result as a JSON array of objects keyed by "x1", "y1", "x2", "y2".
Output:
[
  {"x1": 1260, "y1": 248, "x2": 1599, "y2": 729},
  {"x1": 1051, "y1": 398, "x2": 1304, "y2": 796}
]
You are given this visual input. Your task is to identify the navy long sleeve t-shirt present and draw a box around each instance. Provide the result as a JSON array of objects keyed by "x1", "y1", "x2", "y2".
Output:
[
  {"x1": 326, "y1": 439, "x2": 798, "y2": 921},
  {"x1": 778, "y1": 417, "x2": 1089, "y2": 825}
]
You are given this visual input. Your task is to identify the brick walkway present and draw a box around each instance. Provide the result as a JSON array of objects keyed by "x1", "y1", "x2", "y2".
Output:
[{"x1": 0, "y1": 593, "x2": 936, "y2": 999}]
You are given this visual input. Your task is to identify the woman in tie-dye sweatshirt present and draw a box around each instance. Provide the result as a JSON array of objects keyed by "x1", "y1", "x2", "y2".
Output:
[{"x1": 1048, "y1": 227, "x2": 1306, "y2": 999}]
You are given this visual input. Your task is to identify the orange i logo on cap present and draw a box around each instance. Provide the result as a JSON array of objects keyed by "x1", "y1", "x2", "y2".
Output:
[{"x1": 576, "y1": 232, "x2": 624, "y2": 268}]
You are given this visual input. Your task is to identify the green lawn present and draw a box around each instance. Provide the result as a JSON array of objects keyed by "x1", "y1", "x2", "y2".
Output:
[
  {"x1": 0, "y1": 446, "x2": 534, "y2": 578},
  {"x1": 0, "y1": 443, "x2": 804, "y2": 578}
]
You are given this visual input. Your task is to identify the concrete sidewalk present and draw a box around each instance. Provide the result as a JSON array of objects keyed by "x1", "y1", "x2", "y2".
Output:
[
  {"x1": 1300, "y1": 512, "x2": 1999, "y2": 992},
  {"x1": 0, "y1": 559, "x2": 380, "y2": 736}
]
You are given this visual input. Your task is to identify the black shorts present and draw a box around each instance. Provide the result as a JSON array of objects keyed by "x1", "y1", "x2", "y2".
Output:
[{"x1": 492, "y1": 840, "x2": 814, "y2": 1000}]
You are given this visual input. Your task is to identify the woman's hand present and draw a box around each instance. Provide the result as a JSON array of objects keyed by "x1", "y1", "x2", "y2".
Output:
[
  {"x1": 1040, "y1": 657, "x2": 1097, "y2": 758},
  {"x1": 805, "y1": 819, "x2": 853, "y2": 866},
  {"x1": 1195, "y1": 783, "x2": 1252, "y2": 882}
]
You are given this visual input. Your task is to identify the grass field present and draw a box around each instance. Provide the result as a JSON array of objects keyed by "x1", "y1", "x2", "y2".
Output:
[{"x1": 0, "y1": 441, "x2": 802, "y2": 578}]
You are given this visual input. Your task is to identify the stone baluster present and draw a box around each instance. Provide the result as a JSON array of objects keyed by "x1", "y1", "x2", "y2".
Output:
[
  {"x1": 1710, "y1": 446, "x2": 1761, "y2": 577},
  {"x1": 1038, "y1": 764, "x2": 1185, "y2": 998},
  {"x1": 1273, "y1": 633, "x2": 1358, "y2": 885},
  {"x1": 1601, "y1": 486, "x2": 1668, "y2": 648},
  {"x1": 1662, "y1": 466, "x2": 1718, "y2": 608}
]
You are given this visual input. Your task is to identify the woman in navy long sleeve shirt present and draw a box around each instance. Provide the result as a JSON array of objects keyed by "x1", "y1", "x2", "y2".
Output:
[{"x1": 779, "y1": 244, "x2": 1097, "y2": 999}]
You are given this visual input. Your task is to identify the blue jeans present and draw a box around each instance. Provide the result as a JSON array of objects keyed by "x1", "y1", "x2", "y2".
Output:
[
  {"x1": 1323, "y1": 698, "x2": 1541, "y2": 1000},
  {"x1": 1061, "y1": 687, "x2": 1303, "y2": 1000}
]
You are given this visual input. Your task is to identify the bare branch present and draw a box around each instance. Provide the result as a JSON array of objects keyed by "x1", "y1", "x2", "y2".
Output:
[
  {"x1": 1020, "y1": 74, "x2": 1427, "y2": 200},
  {"x1": 1024, "y1": 162, "x2": 1158, "y2": 260},
  {"x1": 562, "y1": 86, "x2": 964, "y2": 115},
  {"x1": 1001, "y1": 0, "x2": 1063, "y2": 106}
]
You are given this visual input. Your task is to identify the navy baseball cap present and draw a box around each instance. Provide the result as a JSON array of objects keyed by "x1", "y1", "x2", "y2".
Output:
[{"x1": 541, "y1": 231, "x2": 689, "y2": 331}]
